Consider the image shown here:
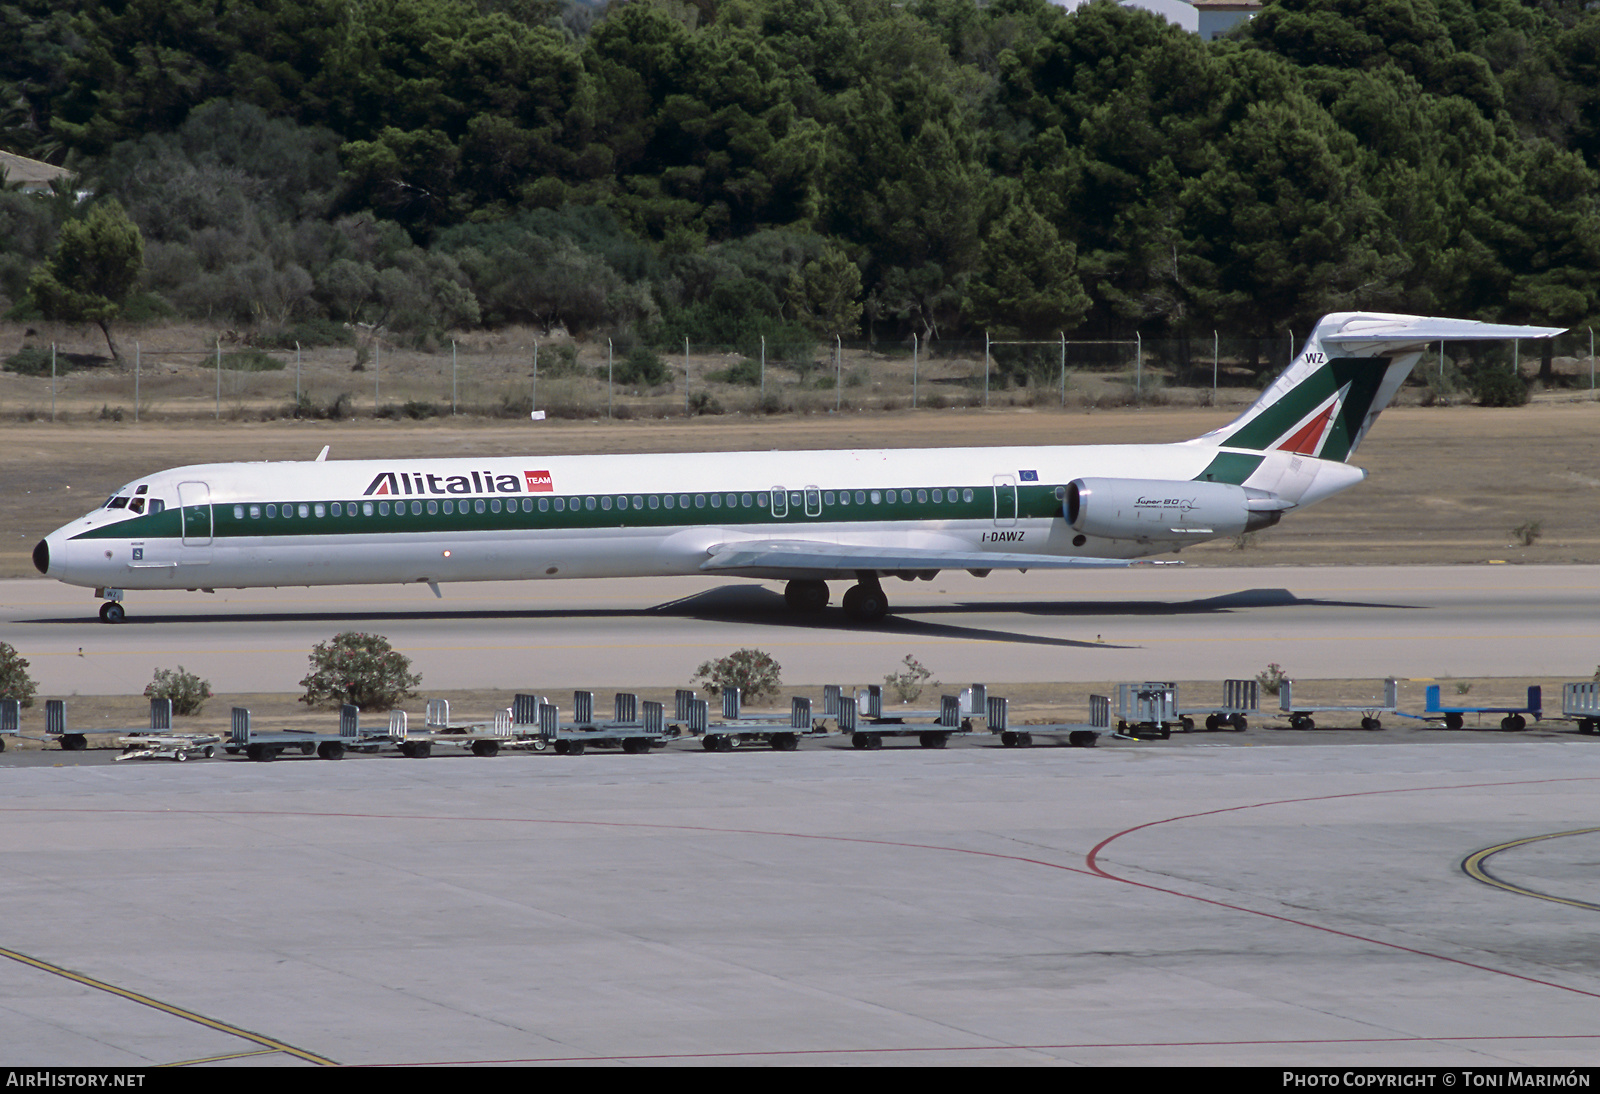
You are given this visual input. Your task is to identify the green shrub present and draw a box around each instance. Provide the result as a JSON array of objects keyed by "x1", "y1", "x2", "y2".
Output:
[
  {"x1": 1471, "y1": 368, "x2": 1529, "y2": 407},
  {"x1": 693, "y1": 648, "x2": 782, "y2": 704},
  {"x1": 298, "y1": 632, "x2": 421, "y2": 710},
  {"x1": 218, "y1": 348, "x2": 286, "y2": 372},
  {"x1": 3, "y1": 344, "x2": 57, "y2": 376},
  {"x1": 0, "y1": 642, "x2": 38, "y2": 708},
  {"x1": 707, "y1": 357, "x2": 763, "y2": 386},
  {"x1": 602, "y1": 345, "x2": 669, "y2": 387},
  {"x1": 145, "y1": 666, "x2": 213, "y2": 716}
]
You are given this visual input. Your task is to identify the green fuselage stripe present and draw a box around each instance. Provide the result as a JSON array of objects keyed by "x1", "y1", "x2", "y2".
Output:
[{"x1": 73, "y1": 484, "x2": 1068, "y2": 541}]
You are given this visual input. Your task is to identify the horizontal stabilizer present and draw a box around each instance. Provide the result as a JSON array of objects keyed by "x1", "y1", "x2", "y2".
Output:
[
  {"x1": 1320, "y1": 314, "x2": 1565, "y2": 348},
  {"x1": 702, "y1": 540, "x2": 1137, "y2": 575}
]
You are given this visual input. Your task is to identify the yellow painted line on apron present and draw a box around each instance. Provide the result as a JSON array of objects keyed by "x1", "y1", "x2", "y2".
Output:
[{"x1": 0, "y1": 944, "x2": 338, "y2": 1066}]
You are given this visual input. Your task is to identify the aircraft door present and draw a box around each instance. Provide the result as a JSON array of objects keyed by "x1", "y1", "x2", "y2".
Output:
[
  {"x1": 178, "y1": 481, "x2": 213, "y2": 547},
  {"x1": 804, "y1": 488, "x2": 821, "y2": 517},
  {"x1": 992, "y1": 475, "x2": 1017, "y2": 527},
  {"x1": 770, "y1": 487, "x2": 788, "y2": 518}
]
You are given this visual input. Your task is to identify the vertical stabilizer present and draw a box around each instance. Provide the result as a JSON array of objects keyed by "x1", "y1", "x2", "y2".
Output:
[{"x1": 1194, "y1": 313, "x2": 1564, "y2": 463}]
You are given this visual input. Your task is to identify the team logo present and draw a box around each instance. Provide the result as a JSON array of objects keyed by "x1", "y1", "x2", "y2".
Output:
[{"x1": 525, "y1": 470, "x2": 553, "y2": 492}]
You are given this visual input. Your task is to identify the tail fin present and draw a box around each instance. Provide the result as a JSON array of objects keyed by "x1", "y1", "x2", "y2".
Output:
[{"x1": 1195, "y1": 312, "x2": 1565, "y2": 462}]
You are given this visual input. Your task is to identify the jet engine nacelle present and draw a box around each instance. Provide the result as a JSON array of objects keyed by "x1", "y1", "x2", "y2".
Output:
[{"x1": 1065, "y1": 478, "x2": 1286, "y2": 542}]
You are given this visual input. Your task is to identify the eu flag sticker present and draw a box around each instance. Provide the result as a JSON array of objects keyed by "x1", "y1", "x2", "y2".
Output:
[{"x1": 1019, "y1": 470, "x2": 1039, "y2": 481}]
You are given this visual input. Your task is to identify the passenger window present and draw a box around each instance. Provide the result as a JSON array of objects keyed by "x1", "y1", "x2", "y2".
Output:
[
  {"x1": 475, "y1": 499, "x2": 486, "y2": 514},
  {"x1": 314, "y1": 504, "x2": 325, "y2": 518},
  {"x1": 233, "y1": 505, "x2": 244, "y2": 519}
]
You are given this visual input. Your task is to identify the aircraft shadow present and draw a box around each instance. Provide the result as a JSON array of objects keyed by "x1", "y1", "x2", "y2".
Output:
[{"x1": 17, "y1": 585, "x2": 1418, "y2": 651}]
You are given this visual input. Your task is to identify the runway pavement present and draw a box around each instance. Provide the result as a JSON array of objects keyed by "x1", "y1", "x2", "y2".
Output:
[
  {"x1": 3, "y1": 740, "x2": 1600, "y2": 1066},
  {"x1": 2, "y1": 564, "x2": 1597, "y2": 695}
]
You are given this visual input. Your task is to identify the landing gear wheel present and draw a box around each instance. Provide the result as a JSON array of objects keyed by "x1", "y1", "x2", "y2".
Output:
[
  {"x1": 841, "y1": 582, "x2": 888, "y2": 622},
  {"x1": 99, "y1": 601, "x2": 125, "y2": 624},
  {"x1": 784, "y1": 579, "x2": 830, "y2": 613}
]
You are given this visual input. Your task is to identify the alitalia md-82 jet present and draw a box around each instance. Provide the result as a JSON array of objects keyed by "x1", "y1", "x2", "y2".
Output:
[{"x1": 34, "y1": 312, "x2": 1561, "y2": 624}]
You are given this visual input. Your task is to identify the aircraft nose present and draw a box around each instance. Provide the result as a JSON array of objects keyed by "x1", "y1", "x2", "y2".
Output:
[{"x1": 33, "y1": 538, "x2": 49, "y2": 575}]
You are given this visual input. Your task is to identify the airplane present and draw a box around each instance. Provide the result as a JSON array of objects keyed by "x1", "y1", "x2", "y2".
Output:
[{"x1": 33, "y1": 311, "x2": 1562, "y2": 624}]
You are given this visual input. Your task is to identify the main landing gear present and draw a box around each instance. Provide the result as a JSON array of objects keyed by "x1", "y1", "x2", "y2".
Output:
[{"x1": 783, "y1": 575, "x2": 889, "y2": 623}]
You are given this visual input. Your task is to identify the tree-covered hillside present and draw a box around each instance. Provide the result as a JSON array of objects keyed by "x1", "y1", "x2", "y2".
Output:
[{"x1": 2, "y1": 0, "x2": 1597, "y2": 350}]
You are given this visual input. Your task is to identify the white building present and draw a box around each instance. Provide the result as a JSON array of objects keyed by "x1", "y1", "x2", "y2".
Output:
[{"x1": 1050, "y1": 0, "x2": 1261, "y2": 39}]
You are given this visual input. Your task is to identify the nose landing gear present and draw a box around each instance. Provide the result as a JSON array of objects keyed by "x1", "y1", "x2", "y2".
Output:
[{"x1": 96, "y1": 589, "x2": 126, "y2": 624}]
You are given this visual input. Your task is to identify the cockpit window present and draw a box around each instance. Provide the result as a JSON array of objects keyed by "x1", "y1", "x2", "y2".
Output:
[
  {"x1": 108, "y1": 497, "x2": 129, "y2": 509},
  {"x1": 129, "y1": 498, "x2": 145, "y2": 513}
]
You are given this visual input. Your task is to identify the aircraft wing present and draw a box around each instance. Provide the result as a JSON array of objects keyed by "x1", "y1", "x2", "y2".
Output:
[{"x1": 700, "y1": 539, "x2": 1146, "y2": 575}]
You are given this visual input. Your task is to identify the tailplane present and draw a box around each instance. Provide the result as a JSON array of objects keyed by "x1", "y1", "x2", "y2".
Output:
[{"x1": 1194, "y1": 313, "x2": 1565, "y2": 462}]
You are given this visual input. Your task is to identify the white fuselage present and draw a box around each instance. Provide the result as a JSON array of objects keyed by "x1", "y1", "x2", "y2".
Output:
[{"x1": 39, "y1": 441, "x2": 1362, "y2": 593}]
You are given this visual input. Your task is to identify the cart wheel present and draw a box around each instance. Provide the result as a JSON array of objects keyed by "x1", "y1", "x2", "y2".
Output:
[
  {"x1": 851, "y1": 733, "x2": 868, "y2": 749},
  {"x1": 554, "y1": 740, "x2": 571, "y2": 754},
  {"x1": 1205, "y1": 715, "x2": 1220, "y2": 731},
  {"x1": 1445, "y1": 713, "x2": 1464, "y2": 730},
  {"x1": 318, "y1": 741, "x2": 346, "y2": 760},
  {"x1": 530, "y1": 738, "x2": 547, "y2": 751},
  {"x1": 203, "y1": 746, "x2": 215, "y2": 758},
  {"x1": 1000, "y1": 732, "x2": 1016, "y2": 747},
  {"x1": 1231, "y1": 715, "x2": 1248, "y2": 732},
  {"x1": 1018, "y1": 733, "x2": 1033, "y2": 747},
  {"x1": 173, "y1": 749, "x2": 188, "y2": 762},
  {"x1": 701, "y1": 736, "x2": 719, "y2": 752},
  {"x1": 1180, "y1": 717, "x2": 1195, "y2": 733}
]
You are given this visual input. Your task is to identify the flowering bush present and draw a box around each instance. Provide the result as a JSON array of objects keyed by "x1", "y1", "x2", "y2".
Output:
[
  {"x1": 298, "y1": 632, "x2": 421, "y2": 710},
  {"x1": 145, "y1": 666, "x2": 213, "y2": 715},
  {"x1": 693, "y1": 648, "x2": 782, "y2": 703},
  {"x1": 884, "y1": 654, "x2": 937, "y2": 703},
  {"x1": 0, "y1": 642, "x2": 38, "y2": 709},
  {"x1": 1256, "y1": 662, "x2": 1289, "y2": 696}
]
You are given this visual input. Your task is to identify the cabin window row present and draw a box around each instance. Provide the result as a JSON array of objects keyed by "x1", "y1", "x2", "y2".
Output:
[{"x1": 229, "y1": 487, "x2": 983, "y2": 523}]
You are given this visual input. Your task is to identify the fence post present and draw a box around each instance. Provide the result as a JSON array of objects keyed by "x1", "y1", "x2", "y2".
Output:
[
  {"x1": 760, "y1": 335, "x2": 766, "y2": 399},
  {"x1": 134, "y1": 342, "x2": 140, "y2": 423},
  {"x1": 451, "y1": 339, "x2": 457, "y2": 415},
  {"x1": 683, "y1": 337, "x2": 690, "y2": 415},
  {"x1": 1213, "y1": 330, "x2": 1218, "y2": 400},
  {"x1": 607, "y1": 338, "x2": 613, "y2": 418},
  {"x1": 295, "y1": 341, "x2": 301, "y2": 405},
  {"x1": 532, "y1": 342, "x2": 538, "y2": 415},
  {"x1": 1059, "y1": 331, "x2": 1066, "y2": 407},
  {"x1": 1135, "y1": 331, "x2": 1141, "y2": 398},
  {"x1": 50, "y1": 342, "x2": 55, "y2": 422},
  {"x1": 912, "y1": 332, "x2": 919, "y2": 409},
  {"x1": 984, "y1": 331, "x2": 990, "y2": 407},
  {"x1": 215, "y1": 338, "x2": 221, "y2": 419}
]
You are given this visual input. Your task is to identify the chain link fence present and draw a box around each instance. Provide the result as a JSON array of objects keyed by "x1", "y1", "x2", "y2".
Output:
[{"x1": 3, "y1": 325, "x2": 1597, "y2": 423}]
